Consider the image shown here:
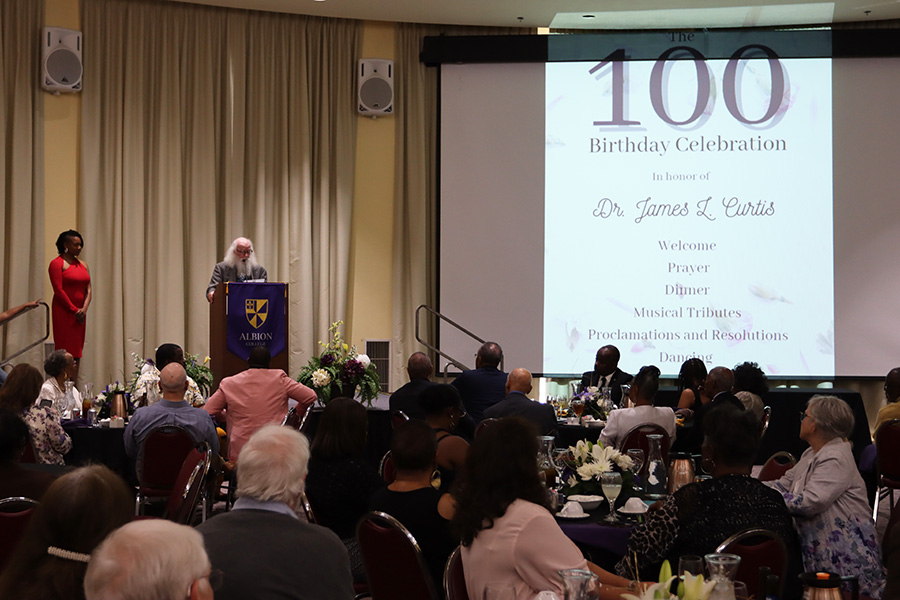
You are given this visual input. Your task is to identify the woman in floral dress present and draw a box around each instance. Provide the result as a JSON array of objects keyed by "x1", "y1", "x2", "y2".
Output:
[
  {"x1": 0, "y1": 364, "x2": 72, "y2": 465},
  {"x1": 765, "y1": 394, "x2": 884, "y2": 598}
]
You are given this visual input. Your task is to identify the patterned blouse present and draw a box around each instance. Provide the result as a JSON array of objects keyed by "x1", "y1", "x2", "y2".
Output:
[
  {"x1": 616, "y1": 474, "x2": 797, "y2": 581},
  {"x1": 766, "y1": 438, "x2": 885, "y2": 598},
  {"x1": 21, "y1": 405, "x2": 72, "y2": 465}
]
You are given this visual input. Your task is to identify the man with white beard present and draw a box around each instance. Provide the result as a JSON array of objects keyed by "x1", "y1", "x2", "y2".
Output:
[{"x1": 206, "y1": 237, "x2": 268, "y2": 302}]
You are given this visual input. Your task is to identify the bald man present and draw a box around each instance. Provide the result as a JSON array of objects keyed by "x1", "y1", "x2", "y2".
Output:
[
  {"x1": 207, "y1": 237, "x2": 268, "y2": 302},
  {"x1": 389, "y1": 352, "x2": 436, "y2": 420},
  {"x1": 483, "y1": 368, "x2": 557, "y2": 436},
  {"x1": 125, "y1": 363, "x2": 220, "y2": 469}
]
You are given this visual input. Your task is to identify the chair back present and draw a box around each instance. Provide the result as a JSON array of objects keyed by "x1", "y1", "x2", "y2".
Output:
[
  {"x1": 379, "y1": 450, "x2": 396, "y2": 484},
  {"x1": 444, "y1": 546, "x2": 469, "y2": 600},
  {"x1": 474, "y1": 418, "x2": 499, "y2": 439},
  {"x1": 299, "y1": 492, "x2": 317, "y2": 524},
  {"x1": 757, "y1": 451, "x2": 796, "y2": 482},
  {"x1": 716, "y1": 528, "x2": 787, "y2": 599},
  {"x1": 138, "y1": 425, "x2": 197, "y2": 490},
  {"x1": 165, "y1": 444, "x2": 211, "y2": 525},
  {"x1": 356, "y1": 511, "x2": 439, "y2": 600},
  {"x1": 0, "y1": 497, "x2": 39, "y2": 572},
  {"x1": 19, "y1": 433, "x2": 37, "y2": 464},
  {"x1": 392, "y1": 410, "x2": 410, "y2": 429},
  {"x1": 619, "y1": 423, "x2": 670, "y2": 475},
  {"x1": 282, "y1": 404, "x2": 312, "y2": 431},
  {"x1": 876, "y1": 419, "x2": 900, "y2": 489}
]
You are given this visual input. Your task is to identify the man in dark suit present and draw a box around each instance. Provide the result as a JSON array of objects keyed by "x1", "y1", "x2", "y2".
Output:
[
  {"x1": 580, "y1": 345, "x2": 633, "y2": 406},
  {"x1": 484, "y1": 368, "x2": 557, "y2": 436},
  {"x1": 451, "y1": 341, "x2": 507, "y2": 423},
  {"x1": 388, "y1": 352, "x2": 435, "y2": 420}
]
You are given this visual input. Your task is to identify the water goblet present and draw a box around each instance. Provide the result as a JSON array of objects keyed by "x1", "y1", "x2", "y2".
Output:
[
  {"x1": 601, "y1": 471, "x2": 622, "y2": 522},
  {"x1": 626, "y1": 448, "x2": 645, "y2": 495},
  {"x1": 571, "y1": 398, "x2": 585, "y2": 421},
  {"x1": 678, "y1": 555, "x2": 704, "y2": 579},
  {"x1": 552, "y1": 448, "x2": 569, "y2": 487}
]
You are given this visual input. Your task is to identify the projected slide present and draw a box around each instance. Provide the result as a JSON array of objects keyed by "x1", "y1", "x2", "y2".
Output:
[{"x1": 544, "y1": 51, "x2": 833, "y2": 376}]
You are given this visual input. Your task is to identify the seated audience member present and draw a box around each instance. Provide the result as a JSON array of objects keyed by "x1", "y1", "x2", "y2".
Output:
[
  {"x1": 85, "y1": 520, "x2": 214, "y2": 600},
  {"x1": 39, "y1": 349, "x2": 81, "y2": 409},
  {"x1": 451, "y1": 341, "x2": 507, "y2": 423},
  {"x1": 422, "y1": 384, "x2": 469, "y2": 494},
  {"x1": 369, "y1": 420, "x2": 456, "y2": 588},
  {"x1": 483, "y1": 368, "x2": 556, "y2": 436},
  {"x1": 0, "y1": 364, "x2": 71, "y2": 465},
  {"x1": 732, "y1": 361, "x2": 768, "y2": 420},
  {"x1": 875, "y1": 367, "x2": 900, "y2": 432},
  {"x1": 198, "y1": 425, "x2": 354, "y2": 600},
  {"x1": 676, "y1": 357, "x2": 708, "y2": 411},
  {"x1": 389, "y1": 352, "x2": 436, "y2": 420},
  {"x1": 0, "y1": 408, "x2": 57, "y2": 500},
  {"x1": 0, "y1": 465, "x2": 133, "y2": 600},
  {"x1": 765, "y1": 395, "x2": 885, "y2": 598},
  {"x1": 305, "y1": 397, "x2": 384, "y2": 581},
  {"x1": 617, "y1": 404, "x2": 798, "y2": 584},
  {"x1": 452, "y1": 417, "x2": 640, "y2": 600},
  {"x1": 206, "y1": 345, "x2": 316, "y2": 462},
  {"x1": 132, "y1": 343, "x2": 205, "y2": 407},
  {"x1": 581, "y1": 345, "x2": 633, "y2": 407},
  {"x1": 124, "y1": 363, "x2": 219, "y2": 471},
  {"x1": 600, "y1": 365, "x2": 675, "y2": 448},
  {"x1": 681, "y1": 366, "x2": 743, "y2": 455}
]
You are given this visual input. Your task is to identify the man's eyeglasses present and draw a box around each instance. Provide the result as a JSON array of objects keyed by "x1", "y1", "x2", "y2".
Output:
[{"x1": 799, "y1": 411, "x2": 810, "y2": 421}]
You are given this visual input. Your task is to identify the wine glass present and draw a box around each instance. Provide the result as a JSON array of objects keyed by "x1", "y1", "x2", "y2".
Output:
[
  {"x1": 571, "y1": 398, "x2": 585, "y2": 421},
  {"x1": 626, "y1": 448, "x2": 645, "y2": 496},
  {"x1": 601, "y1": 471, "x2": 622, "y2": 522},
  {"x1": 552, "y1": 448, "x2": 569, "y2": 487},
  {"x1": 557, "y1": 396, "x2": 570, "y2": 418}
]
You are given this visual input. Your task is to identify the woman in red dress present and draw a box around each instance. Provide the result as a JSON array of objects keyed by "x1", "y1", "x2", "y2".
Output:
[{"x1": 48, "y1": 230, "x2": 91, "y2": 380}]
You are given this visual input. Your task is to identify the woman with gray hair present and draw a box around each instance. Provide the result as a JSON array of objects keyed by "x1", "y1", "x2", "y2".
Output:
[{"x1": 765, "y1": 394, "x2": 884, "y2": 597}]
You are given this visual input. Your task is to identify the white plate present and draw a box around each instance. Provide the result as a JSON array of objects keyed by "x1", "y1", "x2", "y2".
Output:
[{"x1": 556, "y1": 511, "x2": 590, "y2": 519}]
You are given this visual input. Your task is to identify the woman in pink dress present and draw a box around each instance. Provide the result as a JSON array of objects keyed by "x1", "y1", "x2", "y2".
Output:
[{"x1": 48, "y1": 230, "x2": 91, "y2": 380}]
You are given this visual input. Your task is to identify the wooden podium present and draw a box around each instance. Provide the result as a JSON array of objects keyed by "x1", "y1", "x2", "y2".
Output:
[{"x1": 209, "y1": 282, "x2": 289, "y2": 391}]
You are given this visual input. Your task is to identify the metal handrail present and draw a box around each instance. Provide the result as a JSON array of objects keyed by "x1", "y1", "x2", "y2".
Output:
[
  {"x1": 415, "y1": 304, "x2": 499, "y2": 378},
  {"x1": 0, "y1": 302, "x2": 50, "y2": 367}
]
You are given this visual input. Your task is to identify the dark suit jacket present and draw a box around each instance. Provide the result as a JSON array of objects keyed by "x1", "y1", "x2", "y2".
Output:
[
  {"x1": 206, "y1": 261, "x2": 268, "y2": 296},
  {"x1": 388, "y1": 379, "x2": 434, "y2": 420},
  {"x1": 197, "y1": 507, "x2": 355, "y2": 600},
  {"x1": 451, "y1": 366, "x2": 507, "y2": 423},
  {"x1": 483, "y1": 391, "x2": 557, "y2": 436},
  {"x1": 580, "y1": 368, "x2": 633, "y2": 406}
]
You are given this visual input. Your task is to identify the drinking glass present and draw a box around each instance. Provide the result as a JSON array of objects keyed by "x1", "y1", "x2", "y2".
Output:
[
  {"x1": 678, "y1": 555, "x2": 704, "y2": 578},
  {"x1": 600, "y1": 471, "x2": 622, "y2": 522},
  {"x1": 626, "y1": 448, "x2": 645, "y2": 496},
  {"x1": 82, "y1": 382, "x2": 94, "y2": 414},
  {"x1": 733, "y1": 581, "x2": 749, "y2": 600},
  {"x1": 558, "y1": 396, "x2": 570, "y2": 417},
  {"x1": 552, "y1": 448, "x2": 569, "y2": 486},
  {"x1": 571, "y1": 398, "x2": 585, "y2": 419}
]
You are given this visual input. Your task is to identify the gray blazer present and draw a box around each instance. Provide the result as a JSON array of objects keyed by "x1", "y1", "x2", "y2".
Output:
[{"x1": 206, "y1": 261, "x2": 268, "y2": 296}]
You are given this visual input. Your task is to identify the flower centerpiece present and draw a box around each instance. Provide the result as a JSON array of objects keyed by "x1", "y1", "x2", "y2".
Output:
[
  {"x1": 560, "y1": 439, "x2": 634, "y2": 498},
  {"x1": 572, "y1": 386, "x2": 614, "y2": 420},
  {"x1": 296, "y1": 320, "x2": 380, "y2": 406},
  {"x1": 621, "y1": 559, "x2": 715, "y2": 600}
]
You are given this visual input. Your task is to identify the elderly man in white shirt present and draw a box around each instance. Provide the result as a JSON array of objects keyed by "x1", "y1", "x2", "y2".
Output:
[{"x1": 600, "y1": 365, "x2": 676, "y2": 449}]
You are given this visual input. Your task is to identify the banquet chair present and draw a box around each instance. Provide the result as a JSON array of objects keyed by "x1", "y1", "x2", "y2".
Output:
[
  {"x1": 716, "y1": 528, "x2": 787, "y2": 599},
  {"x1": 19, "y1": 434, "x2": 37, "y2": 464},
  {"x1": 164, "y1": 443, "x2": 211, "y2": 525},
  {"x1": 874, "y1": 419, "x2": 900, "y2": 520},
  {"x1": 356, "y1": 511, "x2": 439, "y2": 600},
  {"x1": 474, "y1": 418, "x2": 499, "y2": 439},
  {"x1": 282, "y1": 404, "x2": 313, "y2": 432},
  {"x1": 392, "y1": 410, "x2": 410, "y2": 429},
  {"x1": 299, "y1": 492, "x2": 317, "y2": 524},
  {"x1": 757, "y1": 451, "x2": 796, "y2": 482},
  {"x1": 0, "y1": 496, "x2": 39, "y2": 572},
  {"x1": 135, "y1": 425, "x2": 198, "y2": 515},
  {"x1": 379, "y1": 451, "x2": 396, "y2": 484},
  {"x1": 619, "y1": 423, "x2": 670, "y2": 476},
  {"x1": 444, "y1": 546, "x2": 469, "y2": 600}
]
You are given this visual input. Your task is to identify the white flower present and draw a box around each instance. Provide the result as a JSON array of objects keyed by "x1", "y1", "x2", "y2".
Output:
[
  {"x1": 613, "y1": 452, "x2": 634, "y2": 471},
  {"x1": 311, "y1": 369, "x2": 332, "y2": 388},
  {"x1": 577, "y1": 461, "x2": 610, "y2": 481},
  {"x1": 356, "y1": 354, "x2": 371, "y2": 368}
]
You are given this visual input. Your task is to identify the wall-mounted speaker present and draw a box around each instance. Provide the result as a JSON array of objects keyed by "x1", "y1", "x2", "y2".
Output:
[
  {"x1": 42, "y1": 27, "x2": 83, "y2": 94},
  {"x1": 358, "y1": 59, "x2": 393, "y2": 117}
]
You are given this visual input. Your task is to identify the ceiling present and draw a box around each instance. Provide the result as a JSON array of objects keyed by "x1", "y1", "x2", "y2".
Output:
[{"x1": 165, "y1": 0, "x2": 899, "y2": 30}]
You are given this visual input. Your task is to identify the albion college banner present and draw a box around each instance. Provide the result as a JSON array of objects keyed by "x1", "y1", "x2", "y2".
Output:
[{"x1": 225, "y1": 283, "x2": 287, "y2": 361}]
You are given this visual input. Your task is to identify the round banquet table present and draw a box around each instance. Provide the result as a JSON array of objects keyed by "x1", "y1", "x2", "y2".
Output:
[
  {"x1": 62, "y1": 420, "x2": 131, "y2": 480},
  {"x1": 555, "y1": 500, "x2": 637, "y2": 571}
]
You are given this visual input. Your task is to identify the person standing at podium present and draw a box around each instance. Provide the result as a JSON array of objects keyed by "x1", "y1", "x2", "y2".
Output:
[{"x1": 206, "y1": 237, "x2": 268, "y2": 302}]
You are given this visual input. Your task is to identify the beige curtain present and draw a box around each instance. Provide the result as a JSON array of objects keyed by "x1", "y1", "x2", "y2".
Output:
[
  {"x1": 80, "y1": 0, "x2": 360, "y2": 386},
  {"x1": 0, "y1": 0, "x2": 45, "y2": 368},
  {"x1": 391, "y1": 24, "x2": 529, "y2": 386}
]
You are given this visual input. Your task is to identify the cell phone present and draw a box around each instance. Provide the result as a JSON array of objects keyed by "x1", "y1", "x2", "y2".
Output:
[{"x1": 39, "y1": 399, "x2": 52, "y2": 408}]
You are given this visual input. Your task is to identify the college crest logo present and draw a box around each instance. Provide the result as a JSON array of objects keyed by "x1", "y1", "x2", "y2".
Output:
[{"x1": 245, "y1": 299, "x2": 268, "y2": 329}]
